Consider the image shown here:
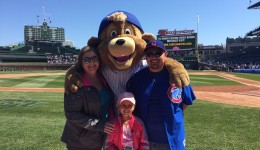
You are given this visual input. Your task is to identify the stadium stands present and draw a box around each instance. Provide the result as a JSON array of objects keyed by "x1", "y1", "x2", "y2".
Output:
[
  {"x1": 0, "y1": 42, "x2": 79, "y2": 63},
  {"x1": 246, "y1": 1, "x2": 260, "y2": 41},
  {"x1": 246, "y1": 26, "x2": 260, "y2": 37},
  {"x1": 248, "y1": 1, "x2": 260, "y2": 9},
  {"x1": 0, "y1": 46, "x2": 11, "y2": 54}
]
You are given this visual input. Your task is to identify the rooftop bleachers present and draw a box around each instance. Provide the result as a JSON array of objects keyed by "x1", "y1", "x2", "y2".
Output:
[
  {"x1": 212, "y1": 46, "x2": 260, "y2": 64},
  {"x1": 227, "y1": 36, "x2": 260, "y2": 44}
]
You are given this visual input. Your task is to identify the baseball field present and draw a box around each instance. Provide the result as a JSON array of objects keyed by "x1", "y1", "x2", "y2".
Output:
[{"x1": 0, "y1": 70, "x2": 259, "y2": 150}]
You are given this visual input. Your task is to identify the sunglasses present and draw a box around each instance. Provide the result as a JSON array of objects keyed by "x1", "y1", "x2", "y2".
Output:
[
  {"x1": 145, "y1": 51, "x2": 164, "y2": 57},
  {"x1": 119, "y1": 104, "x2": 134, "y2": 109},
  {"x1": 83, "y1": 56, "x2": 99, "y2": 63}
]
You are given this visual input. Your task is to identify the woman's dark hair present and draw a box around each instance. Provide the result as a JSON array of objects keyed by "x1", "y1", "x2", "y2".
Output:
[{"x1": 75, "y1": 46, "x2": 99, "y2": 72}]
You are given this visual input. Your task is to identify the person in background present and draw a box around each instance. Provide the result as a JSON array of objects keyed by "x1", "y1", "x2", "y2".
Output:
[
  {"x1": 126, "y1": 40, "x2": 196, "y2": 150},
  {"x1": 105, "y1": 92, "x2": 149, "y2": 150},
  {"x1": 61, "y1": 46, "x2": 116, "y2": 150}
]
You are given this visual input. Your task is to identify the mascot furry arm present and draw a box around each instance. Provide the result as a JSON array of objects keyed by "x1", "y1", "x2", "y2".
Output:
[{"x1": 64, "y1": 11, "x2": 190, "y2": 94}]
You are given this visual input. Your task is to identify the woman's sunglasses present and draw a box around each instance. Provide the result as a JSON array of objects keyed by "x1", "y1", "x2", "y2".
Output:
[{"x1": 83, "y1": 56, "x2": 99, "y2": 63}]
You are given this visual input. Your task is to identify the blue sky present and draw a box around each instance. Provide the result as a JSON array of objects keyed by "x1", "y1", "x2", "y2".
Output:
[{"x1": 0, "y1": 0, "x2": 259, "y2": 48}]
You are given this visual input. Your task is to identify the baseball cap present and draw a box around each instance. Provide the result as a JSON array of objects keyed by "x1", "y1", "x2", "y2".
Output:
[
  {"x1": 117, "y1": 92, "x2": 136, "y2": 105},
  {"x1": 98, "y1": 10, "x2": 144, "y2": 36},
  {"x1": 144, "y1": 40, "x2": 166, "y2": 52}
]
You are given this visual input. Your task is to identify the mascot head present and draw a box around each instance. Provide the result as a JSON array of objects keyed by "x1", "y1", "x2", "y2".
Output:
[{"x1": 88, "y1": 10, "x2": 155, "y2": 70}]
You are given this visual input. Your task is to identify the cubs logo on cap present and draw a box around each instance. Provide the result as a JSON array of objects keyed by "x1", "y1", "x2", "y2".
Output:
[{"x1": 144, "y1": 40, "x2": 166, "y2": 52}]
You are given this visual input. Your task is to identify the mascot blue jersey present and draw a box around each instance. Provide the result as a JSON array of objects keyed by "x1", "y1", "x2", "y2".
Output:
[{"x1": 126, "y1": 67, "x2": 196, "y2": 150}]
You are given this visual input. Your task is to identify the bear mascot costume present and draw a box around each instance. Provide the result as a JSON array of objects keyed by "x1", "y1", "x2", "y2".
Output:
[{"x1": 64, "y1": 10, "x2": 190, "y2": 98}]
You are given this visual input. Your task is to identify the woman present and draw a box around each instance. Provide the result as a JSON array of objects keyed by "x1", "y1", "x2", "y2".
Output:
[{"x1": 61, "y1": 46, "x2": 116, "y2": 150}]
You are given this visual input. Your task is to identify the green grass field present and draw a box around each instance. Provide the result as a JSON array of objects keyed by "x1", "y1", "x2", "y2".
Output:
[
  {"x1": 0, "y1": 71, "x2": 259, "y2": 150},
  {"x1": 190, "y1": 75, "x2": 242, "y2": 86},
  {"x1": 0, "y1": 71, "x2": 243, "y2": 88},
  {"x1": 0, "y1": 92, "x2": 65, "y2": 150},
  {"x1": 230, "y1": 72, "x2": 260, "y2": 82}
]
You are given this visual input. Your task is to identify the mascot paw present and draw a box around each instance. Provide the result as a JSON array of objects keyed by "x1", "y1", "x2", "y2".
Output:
[
  {"x1": 64, "y1": 65, "x2": 83, "y2": 93},
  {"x1": 165, "y1": 58, "x2": 190, "y2": 87}
]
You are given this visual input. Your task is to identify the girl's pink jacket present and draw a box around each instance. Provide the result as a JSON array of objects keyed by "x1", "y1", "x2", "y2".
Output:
[{"x1": 104, "y1": 114, "x2": 149, "y2": 150}]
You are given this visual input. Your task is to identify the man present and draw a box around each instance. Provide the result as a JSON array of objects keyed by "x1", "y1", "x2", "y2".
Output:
[{"x1": 126, "y1": 40, "x2": 196, "y2": 150}]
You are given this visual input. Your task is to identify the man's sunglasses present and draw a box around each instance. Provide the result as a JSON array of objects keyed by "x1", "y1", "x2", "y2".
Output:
[
  {"x1": 83, "y1": 56, "x2": 99, "y2": 63},
  {"x1": 145, "y1": 51, "x2": 164, "y2": 57}
]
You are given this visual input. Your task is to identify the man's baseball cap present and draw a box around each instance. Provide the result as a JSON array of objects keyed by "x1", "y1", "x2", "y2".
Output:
[
  {"x1": 117, "y1": 92, "x2": 136, "y2": 105},
  {"x1": 144, "y1": 40, "x2": 166, "y2": 52},
  {"x1": 98, "y1": 10, "x2": 144, "y2": 36}
]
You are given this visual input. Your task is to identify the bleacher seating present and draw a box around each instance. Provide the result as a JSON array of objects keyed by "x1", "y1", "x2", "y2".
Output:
[
  {"x1": 0, "y1": 46, "x2": 11, "y2": 54},
  {"x1": 11, "y1": 45, "x2": 32, "y2": 54},
  {"x1": 1, "y1": 42, "x2": 79, "y2": 63},
  {"x1": 211, "y1": 46, "x2": 260, "y2": 64},
  {"x1": 9, "y1": 45, "x2": 79, "y2": 55}
]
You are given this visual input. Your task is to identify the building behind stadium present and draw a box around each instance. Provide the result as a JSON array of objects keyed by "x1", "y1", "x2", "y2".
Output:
[{"x1": 0, "y1": 15, "x2": 80, "y2": 71}]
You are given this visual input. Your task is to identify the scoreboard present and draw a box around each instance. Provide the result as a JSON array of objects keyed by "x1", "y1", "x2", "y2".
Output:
[
  {"x1": 24, "y1": 22, "x2": 65, "y2": 44},
  {"x1": 157, "y1": 29, "x2": 197, "y2": 50}
]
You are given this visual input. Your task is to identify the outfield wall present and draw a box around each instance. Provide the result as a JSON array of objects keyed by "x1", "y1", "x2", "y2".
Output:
[
  {"x1": 233, "y1": 69, "x2": 260, "y2": 74},
  {"x1": 0, "y1": 63, "x2": 72, "y2": 71}
]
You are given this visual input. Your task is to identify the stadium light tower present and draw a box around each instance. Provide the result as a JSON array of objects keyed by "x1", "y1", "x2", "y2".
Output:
[
  {"x1": 42, "y1": 6, "x2": 52, "y2": 24},
  {"x1": 196, "y1": 14, "x2": 200, "y2": 61}
]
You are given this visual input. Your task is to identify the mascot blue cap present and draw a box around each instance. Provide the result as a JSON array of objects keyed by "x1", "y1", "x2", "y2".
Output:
[{"x1": 98, "y1": 10, "x2": 144, "y2": 35}]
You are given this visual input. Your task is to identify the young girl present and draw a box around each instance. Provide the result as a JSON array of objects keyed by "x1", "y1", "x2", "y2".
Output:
[{"x1": 105, "y1": 92, "x2": 149, "y2": 150}]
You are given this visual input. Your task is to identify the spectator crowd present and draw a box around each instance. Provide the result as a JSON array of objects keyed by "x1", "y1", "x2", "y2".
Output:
[{"x1": 46, "y1": 54, "x2": 77, "y2": 64}]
